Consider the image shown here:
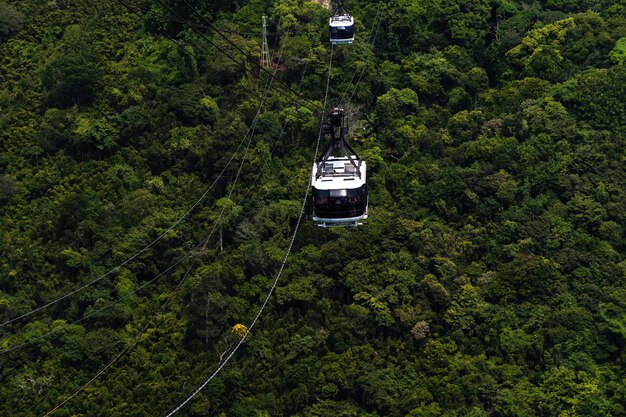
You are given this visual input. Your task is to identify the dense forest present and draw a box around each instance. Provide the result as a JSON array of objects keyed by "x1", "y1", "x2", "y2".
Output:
[{"x1": 1, "y1": 0, "x2": 625, "y2": 415}]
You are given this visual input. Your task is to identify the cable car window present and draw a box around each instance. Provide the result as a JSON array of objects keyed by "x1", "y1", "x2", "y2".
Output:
[
  {"x1": 313, "y1": 185, "x2": 367, "y2": 219},
  {"x1": 330, "y1": 189, "x2": 348, "y2": 197},
  {"x1": 331, "y1": 26, "x2": 354, "y2": 40}
]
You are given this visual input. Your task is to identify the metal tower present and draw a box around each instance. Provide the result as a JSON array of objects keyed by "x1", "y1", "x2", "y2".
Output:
[{"x1": 261, "y1": 15, "x2": 271, "y2": 69}]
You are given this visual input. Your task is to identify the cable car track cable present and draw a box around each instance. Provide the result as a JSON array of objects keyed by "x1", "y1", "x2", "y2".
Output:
[
  {"x1": 149, "y1": 0, "x2": 323, "y2": 114},
  {"x1": 164, "y1": 44, "x2": 335, "y2": 417},
  {"x1": 0, "y1": 0, "x2": 298, "y2": 331},
  {"x1": 337, "y1": 1, "x2": 384, "y2": 107},
  {"x1": 0, "y1": 73, "x2": 281, "y2": 353},
  {"x1": 0, "y1": 54, "x2": 288, "y2": 355},
  {"x1": 177, "y1": 0, "x2": 322, "y2": 112},
  {"x1": 0, "y1": 161, "x2": 232, "y2": 328},
  {"x1": 39, "y1": 34, "x2": 299, "y2": 417},
  {"x1": 40, "y1": 237, "x2": 205, "y2": 417}
]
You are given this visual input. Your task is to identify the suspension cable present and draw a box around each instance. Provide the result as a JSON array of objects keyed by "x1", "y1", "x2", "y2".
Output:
[
  {"x1": 0, "y1": 110, "x2": 258, "y2": 330},
  {"x1": 336, "y1": 1, "x2": 383, "y2": 107},
  {"x1": 164, "y1": 44, "x2": 335, "y2": 417},
  {"x1": 345, "y1": 4, "x2": 384, "y2": 108},
  {"x1": 177, "y1": 0, "x2": 322, "y2": 112},
  {"x1": 39, "y1": 28, "x2": 292, "y2": 417},
  {"x1": 0, "y1": 117, "x2": 255, "y2": 355},
  {"x1": 1, "y1": 0, "x2": 307, "y2": 332},
  {"x1": 149, "y1": 0, "x2": 322, "y2": 114},
  {"x1": 1, "y1": 47, "x2": 294, "y2": 354}
]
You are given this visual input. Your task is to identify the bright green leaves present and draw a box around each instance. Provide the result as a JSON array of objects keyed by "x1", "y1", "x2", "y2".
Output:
[
  {"x1": 73, "y1": 114, "x2": 119, "y2": 152},
  {"x1": 166, "y1": 125, "x2": 213, "y2": 163},
  {"x1": 438, "y1": 0, "x2": 491, "y2": 49},
  {"x1": 505, "y1": 12, "x2": 618, "y2": 82},
  {"x1": 444, "y1": 283, "x2": 487, "y2": 335},
  {"x1": 463, "y1": 67, "x2": 489, "y2": 103},
  {"x1": 61, "y1": 247, "x2": 90, "y2": 270},
  {"x1": 493, "y1": 379, "x2": 542, "y2": 417},
  {"x1": 402, "y1": 49, "x2": 464, "y2": 101},
  {"x1": 375, "y1": 88, "x2": 420, "y2": 126},
  {"x1": 599, "y1": 287, "x2": 626, "y2": 342},
  {"x1": 539, "y1": 367, "x2": 610, "y2": 417},
  {"x1": 609, "y1": 37, "x2": 626, "y2": 63},
  {"x1": 168, "y1": 84, "x2": 220, "y2": 125},
  {"x1": 200, "y1": 96, "x2": 220, "y2": 124},
  {"x1": 373, "y1": 88, "x2": 421, "y2": 154},
  {"x1": 506, "y1": 17, "x2": 576, "y2": 81},
  {"x1": 566, "y1": 193, "x2": 607, "y2": 232},
  {"x1": 499, "y1": 327, "x2": 541, "y2": 362},
  {"x1": 483, "y1": 77, "x2": 552, "y2": 115}
]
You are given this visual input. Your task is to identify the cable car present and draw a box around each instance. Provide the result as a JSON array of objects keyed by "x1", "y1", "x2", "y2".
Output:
[
  {"x1": 312, "y1": 108, "x2": 368, "y2": 227},
  {"x1": 329, "y1": 0, "x2": 354, "y2": 45}
]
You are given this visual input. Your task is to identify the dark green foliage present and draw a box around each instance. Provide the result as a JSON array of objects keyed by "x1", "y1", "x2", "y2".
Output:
[
  {"x1": 1, "y1": 0, "x2": 625, "y2": 416},
  {"x1": 554, "y1": 65, "x2": 626, "y2": 129},
  {"x1": 0, "y1": 1, "x2": 24, "y2": 38}
]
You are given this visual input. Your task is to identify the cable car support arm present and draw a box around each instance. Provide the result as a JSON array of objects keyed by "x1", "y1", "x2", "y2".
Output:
[{"x1": 316, "y1": 108, "x2": 361, "y2": 177}]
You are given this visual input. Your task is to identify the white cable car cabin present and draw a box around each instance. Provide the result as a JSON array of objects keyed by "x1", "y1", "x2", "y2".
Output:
[
  {"x1": 329, "y1": 1, "x2": 354, "y2": 45},
  {"x1": 312, "y1": 108, "x2": 368, "y2": 227}
]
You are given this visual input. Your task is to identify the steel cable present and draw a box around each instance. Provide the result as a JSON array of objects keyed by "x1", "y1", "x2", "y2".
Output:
[
  {"x1": 164, "y1": 43, "x2": 335, "y2": 417},
  {"x1": 39, "y1": 19, "x2": 296, "y2": 417}
]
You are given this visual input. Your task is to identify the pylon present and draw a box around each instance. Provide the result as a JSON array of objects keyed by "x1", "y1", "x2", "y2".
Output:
[{"x1": 261, "y1": 15, "x2": 271, "y2": 69}]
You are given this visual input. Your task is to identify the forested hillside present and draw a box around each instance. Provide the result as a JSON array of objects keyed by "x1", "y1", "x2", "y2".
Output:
[{"x1": 1, "y1": 0, "x2": 625, "y2": 415}]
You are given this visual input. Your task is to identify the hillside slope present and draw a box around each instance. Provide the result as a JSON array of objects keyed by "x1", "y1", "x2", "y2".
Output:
[{"x1": 1, "y1": 0, "x2": 625, "y2": 416}]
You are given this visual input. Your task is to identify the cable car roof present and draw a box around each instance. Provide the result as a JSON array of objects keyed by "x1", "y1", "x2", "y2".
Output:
[
  {"x1": 312, "y1": 156, "x2": 366, "y2": 190},
  {"x1": 329, "y1": 15, "x2": 354, "y2": 26}
]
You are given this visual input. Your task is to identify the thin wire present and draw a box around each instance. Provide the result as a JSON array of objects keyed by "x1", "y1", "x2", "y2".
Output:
[
  {"x1": 177, "y1": 0, "x2": 322, "y2": 112},
  {"x1": 41, "y1": 163, "x2": 233, "y2": 417},
  {"x1": 345, "y1": 4, "x2": 383, "y2": 108},
  {"x1": 0, "y1": 170, "x2": 222, "y2": 328},
  {"x1": 164, "y1": 43, "x2": 335, "y2": 417},
  {"x1": 0, "y1": 86, "x2": 270, "y2": 354},
  {"x1": 39, "y1": 84, "x2": 270, "y2": 417},
  {"x1": 40, "y1": 31, "x2": 289, "y2": 417},
  {"x1": 148, "y1": 0, "x2": 321, "y2": 114},
  {"x1": 336, "y1": 1, "x2": 383, "y2": 107},
  {"x1": 0, "y1": 21, "x2": 274, "y2": 329},
  {"x1": 40, "y1": 249, "x2": 199, "y2": 417},
  {"x1": 2, "y1": 17, "x2": 292, "y2": 349}
]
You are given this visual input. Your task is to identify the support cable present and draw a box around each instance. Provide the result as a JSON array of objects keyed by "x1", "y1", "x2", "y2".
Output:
[
  {"x1": 345, "y1": 4, "x2": 383, "y2": 109},
  {"x1": 177, "y1": 0, "x2": 322, "y2": 112},
  {"x1": 164, "y1": 44, "x2": 335, "y2": 417},
  {"x1": 336, "y1": 1, "x2": 383, "y2": 107},
  {"x1": 149, "y1": 0, "x2": 322, "y2": 114},
  {"x1": 1, "y1": 0, "x2": 303, "y2": 332},
  {"x1": 39, "y1": 31, "x2": 290, "y2": 417},
  {"x1": 0, "y1": 74, "x2": 276, "y2": 355}
]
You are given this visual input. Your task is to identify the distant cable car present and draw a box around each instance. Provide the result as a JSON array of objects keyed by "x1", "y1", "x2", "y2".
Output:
[
  {"x1": 312, "y1": 108, "x2": 368, "y2": 227},
  {"x1": 329, "y1": 0, "x2": 354, "y2": 45}
]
